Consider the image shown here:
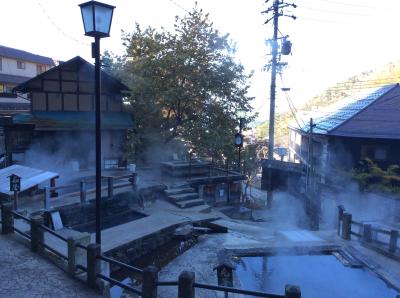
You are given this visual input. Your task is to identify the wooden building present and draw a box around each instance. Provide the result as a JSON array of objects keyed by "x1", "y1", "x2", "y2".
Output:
[
  {"x1": 288, "y1": 84, "x2": 400, "y2": 184},
  {"x1": 1, "y1": 56, "x2": 133, "y2": 170}
]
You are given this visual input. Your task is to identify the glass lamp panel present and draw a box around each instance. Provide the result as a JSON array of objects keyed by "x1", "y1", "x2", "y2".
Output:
[
  {"x1": 235, "y1": 135, "x2": 242, "y2": 146},
  {"x1": 81, "y1": 5, "x2": 94, "y2": 33},
  {"x1": 94, "y1": 4, "x2": 113, "y2": 34},
  {"x1": 236, "y1": 110, "x2": 246, "y2": 119}
]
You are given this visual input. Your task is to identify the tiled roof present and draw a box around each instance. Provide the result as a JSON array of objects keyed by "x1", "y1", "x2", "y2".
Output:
[
  {"x1": 13, "y1": 56, "x2": 130, "y2": 94},
  {"x1": 293, "y1": 84, "x2": 398, "y2": 137},
  {"x1": 0, "y1": 45, "x2": 55, "y2": 66},
  {"x1": 0, "y1": 73, "x2": 30, "y2": 85}
]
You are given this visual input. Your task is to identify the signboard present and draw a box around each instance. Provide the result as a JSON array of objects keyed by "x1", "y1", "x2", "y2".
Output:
[{"x1": 9, "y1": 174, "x2": 21, "y2": 192}]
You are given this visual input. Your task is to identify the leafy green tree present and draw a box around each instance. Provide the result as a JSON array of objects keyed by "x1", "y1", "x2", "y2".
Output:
[{"x1": 110, "y1": 5, "x2": 255, "y2": 164}]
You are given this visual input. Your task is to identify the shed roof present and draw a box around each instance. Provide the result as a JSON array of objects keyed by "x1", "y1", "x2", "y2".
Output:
[
  {"x1": 292, "y1": 84, "x2": 400, "y2": 139},
  {"x1": 0, "y1": 73, "x2": 31, "y2": 85},
  {"x1": 0, "y1": 45, "x2": 55, "y2": 66},
  {"x1": 0, "y1": 165, "x2": 58, "y2": 195}
]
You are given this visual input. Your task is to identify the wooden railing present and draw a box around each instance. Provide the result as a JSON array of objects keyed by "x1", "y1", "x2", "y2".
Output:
[
  {"x1": 337, "y1": 205, "x2": 399, "y2": 257},
  {"x1": 42, "y1": 173, "x2": 136, "y2": 210},
  {"x1": 1, "y1": 202, "x2": 301, "y2": 297}
]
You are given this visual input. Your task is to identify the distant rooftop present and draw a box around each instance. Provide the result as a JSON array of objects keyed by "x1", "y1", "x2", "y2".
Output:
[
  {"x1": 292, "y1": 84, "x2": 400, "y2": 139},
  {"x1": 0, "y1": 45, "x2": 55, "y2": 66}
]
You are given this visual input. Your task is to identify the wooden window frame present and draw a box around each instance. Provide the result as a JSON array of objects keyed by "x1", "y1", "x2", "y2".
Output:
[{"x1": 17, "y1": 60, "x2": 26, "y2": 70}]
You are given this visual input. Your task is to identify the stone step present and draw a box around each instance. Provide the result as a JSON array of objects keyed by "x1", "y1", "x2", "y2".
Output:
[
  {"x1": 176, "y1": 199, "x2": 205, "y2": 209},
  {"x1": 168, "y1": 192, "x2": 199, "y2": 202},
  {"x1": 165, "y1": 187, "x2": 196, "y2": 196}
]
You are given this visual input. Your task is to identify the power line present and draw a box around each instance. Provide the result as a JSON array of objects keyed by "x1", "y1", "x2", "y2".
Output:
[
  {"x1": 166, "y1": 0, "x2": 190, "y2": 13},
  {"x1": 36, "y1": 1, "x2": 90, "y2": 46},
  {"x1": 300, "y1": 5, "x2": 374, "y2": 17},
  {"x1": 314, "y1": 0, "x2": 375, "y2": 9}
]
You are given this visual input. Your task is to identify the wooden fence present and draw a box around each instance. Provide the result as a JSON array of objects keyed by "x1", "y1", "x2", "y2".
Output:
[
  {"x1": 1, "y1": 202, "x2": 301, "y2": 297},
  {"x1": 337, "y1": 205, "x2": 399, "y2": 258}
]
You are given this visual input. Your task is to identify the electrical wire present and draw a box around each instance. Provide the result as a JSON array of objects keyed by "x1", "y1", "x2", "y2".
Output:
[
  {"x1": 300, "y1": 5, "x2": 374, "y2": 17},
  {"x1": 314, "y1": 0, "x2": 375, "y2": 9},
  {"x1": 166, "y1": 0, "x2": 190, "y2": 13},
  {"x1": 36, "y1": 1, "x2": 90, "y2": 46}
]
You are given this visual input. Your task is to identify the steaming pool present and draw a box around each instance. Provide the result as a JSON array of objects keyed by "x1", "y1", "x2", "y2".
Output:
[{"x1": 235, "y1": 254, "x2": 399, "y2": 298}]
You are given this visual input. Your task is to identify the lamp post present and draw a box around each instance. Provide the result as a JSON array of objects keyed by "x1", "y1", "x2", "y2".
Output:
[
  {"x1": 79, "y1": 0, "x2": 115, "y2": 245},
  {"x1": 235, "y1": 110, "x2": 246, "y2": 173}
]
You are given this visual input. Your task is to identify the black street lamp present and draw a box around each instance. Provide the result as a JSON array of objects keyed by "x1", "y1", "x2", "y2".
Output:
[
  {"x1": 235, "y1": 110, "x2": 246, "y2": 173},
  {"x1": 79, "y1": 0, "x2": 115, "y2": 245}
]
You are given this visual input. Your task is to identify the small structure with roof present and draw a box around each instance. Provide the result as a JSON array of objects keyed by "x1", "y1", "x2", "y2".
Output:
[
  {"x1": 0, "y1": 164, "x2": 58, "y2": 197},
  {"x1": 1, "y1": 56, "x2": 133, "y2": 171}
]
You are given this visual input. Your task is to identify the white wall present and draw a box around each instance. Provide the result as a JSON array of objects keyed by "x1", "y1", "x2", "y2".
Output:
[{"x1": 0, "y1": 56, "x2": 50, "y2": 77}]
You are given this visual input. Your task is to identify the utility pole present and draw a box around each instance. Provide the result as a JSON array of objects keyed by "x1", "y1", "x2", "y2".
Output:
[
  {"x1": 263, "y1": 0, "x2": 296, "y2": 208},
  {"x1": 306, "y1": 118, "x2": 315, "y2": 194}
]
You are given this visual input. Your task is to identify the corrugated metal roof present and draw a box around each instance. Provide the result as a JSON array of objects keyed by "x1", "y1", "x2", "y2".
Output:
[
  {"x1": 0, "y1": 45, "x2": 55, "y2": 66},
  {"x1": 0, "y1": 73, "x2": 30, "y2": 85},
  {"x1": 0, "y1": 165, "x2": 58, "y2": 195},
  {"x1": 12, "y1": 111, "x2": 134, "y2": 130},
  {"x1": 295, "y1": 85, "x2": 396, "y2": 134}
]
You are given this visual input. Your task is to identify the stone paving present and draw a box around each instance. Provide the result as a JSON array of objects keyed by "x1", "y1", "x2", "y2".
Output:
[{"x1": 0, "y1": 234, "x2": 99, "y2": 298}]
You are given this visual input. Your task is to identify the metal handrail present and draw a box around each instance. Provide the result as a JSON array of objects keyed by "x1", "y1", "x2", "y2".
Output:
[
  {"x1": 97, "y1": 254, "x2": 143, "y2": 274},
  {"x1": 350, "y1": 231, "x2": 362, "y2": 238},
  {"x1": 39, "y1": 225, "x2": 68, "y2": 242},
  {"x1": 76, "y1": 264, "x2": 87, "y2": 272},
  {"x1": 194, "y1": 282, "x2": 285, "y2": 298},
  {"x1": 351, "y1": 220, "x2": 362, "y2": 227},
  {"x1": 96, "y1": 273, "x2": 142, "y2": 295},
  {"x1": 372, "y1": 227, "x2": 392, "y2": 236},
  {"x1": 11, "y1": 211, "x2": 30, "y2": 222},
  {"x1": 13, "y1": 227, "x2": 30, "y2": 239},
  {"x1": 156, "y1": 281, "x2": 179, "y2": 286},
  {"x1": 75, "y1": 243, "x2": 88, "y2": 250},
  {"x1": 41, "y1": 242, "x2": 68, "y2": 260}
]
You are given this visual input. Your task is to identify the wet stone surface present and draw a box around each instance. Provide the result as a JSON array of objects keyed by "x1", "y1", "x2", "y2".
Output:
[{"x1": 0, "y1": 234, "x2": 99, "y2": 297}]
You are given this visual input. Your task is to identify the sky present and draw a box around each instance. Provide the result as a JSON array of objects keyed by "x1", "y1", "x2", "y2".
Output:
[{"x1": 2, "y1": 0, "x2": 400, "y2": 121}]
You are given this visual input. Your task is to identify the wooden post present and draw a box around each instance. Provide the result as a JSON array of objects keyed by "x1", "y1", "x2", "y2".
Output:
[
  {"x1": 87, "y1": 243, "x2": 101, "y2": 289},
  {"x1": 142, "y1": 266, "x2": 158, "y2": 298},
  {"x1": 342, "y1": 213, "x2": 352, "y2": 240},
  {"x1": 337, "y1": 205, "x2": 344, "y2": 236},
  {"x1": 107, "y1": 177, "x2": 114, "y2": 199},
  {"x1": 285, "y1": 284, "x2": 301, "y2": 298},
  {"x1": 67, "y1": 236, "x2": 77, "y2": 276},
  {"x1": 43, "y1": 187, "x2": 51, "y2": 210},
  {"x1": 178, "y1": 271, "x2": 195, "y2": 298},
  {"x1": 362, "y1": 224, "x2": 372, "y2": 243},
  {"x1": 50, "y1": 178, "x2": 57, "y2": 197},
  {"x1": 389, "y1": 230, "x2": 398, "y2": 253},
  {"x1": 13, "y1": 191, "x2": 19, "y2": 210},
  {"x1": 80, "y1": 181, "x2": 87, "y2": 204},
  {"x1": 1, "y1": 202, "x2": 14, "y2": 234},
  {"x1": 30, "y1": 216, "x2": 44, "y2": 254}
]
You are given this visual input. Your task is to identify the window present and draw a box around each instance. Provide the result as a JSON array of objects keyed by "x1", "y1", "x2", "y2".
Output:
[
  {"x1": 375, "y1": 147, "x2": 387, "y2": 161},
  {"x1": 37, "y1": 64, "x2": 44, "y2": 74},
  {"x1": 361, "y1": 145, "x2": 388, "y2": 161},
  {"x1": 104, "y1": 159, "x2": 118, "y2": 169},
  {"x1": 17, "y1": 60, "x2": 25, "y2": 69},
  {"x1": 4, "y1": 85, "x2": 14, "y2": 93},
  {"x1": 0, "y1": 84, "x2": 3, "y2": 93}
]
